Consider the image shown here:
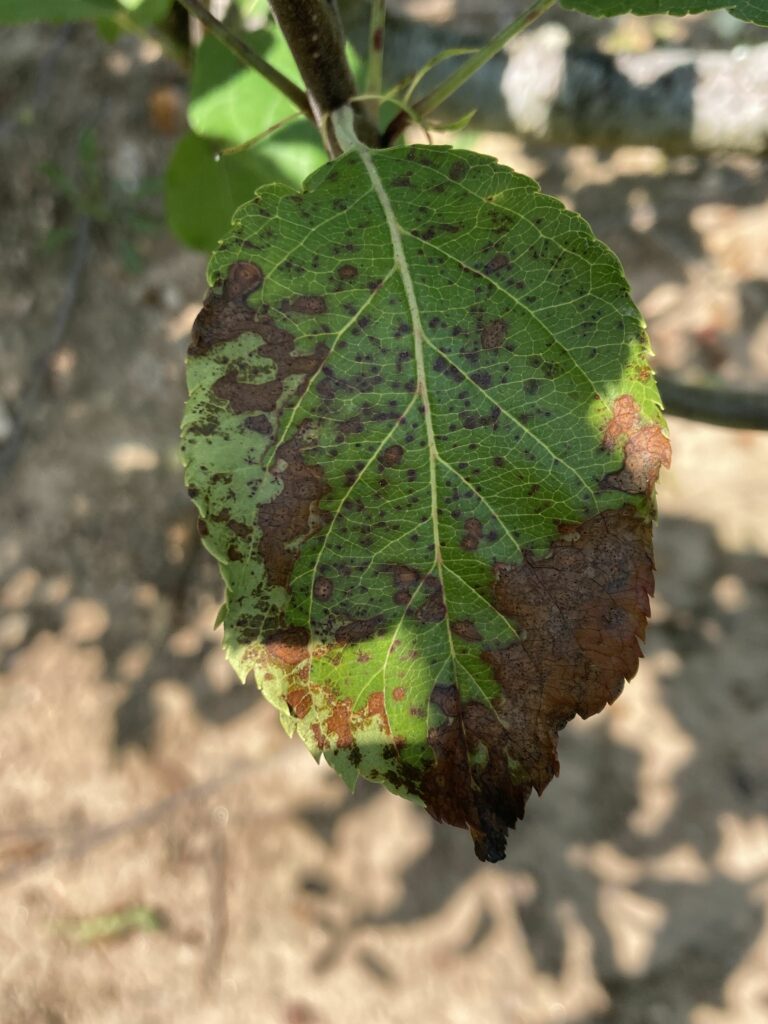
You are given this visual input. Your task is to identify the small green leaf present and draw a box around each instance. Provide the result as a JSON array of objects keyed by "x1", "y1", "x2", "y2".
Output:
[
  {"x1": 117, "y1": 0, "x2": 171, "y2": 21},
  {"x1": 59, "y1": 906, "x2": 166, "y2": 944},
  {"x1": 166, "y1": 132, "x2": 281, "y2": 251},
  {"x1": 0, "y1": 0, "x2": 118, "y2": 21},
  {"x1": 182, "y1": 146, "x2": 669, "y2": 861},
  {"x1": 188, "y1": 30, "x2": 326, "y2": 190},
  {"x1": 562, "y1": 0, "x2": 768, "y2": 26},
  {"x1": 234, "y1": 0, "x2": 268, "y2": 16}
]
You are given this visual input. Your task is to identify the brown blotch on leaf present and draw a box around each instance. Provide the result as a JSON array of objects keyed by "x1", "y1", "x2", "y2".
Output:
[
  {"x1": 335, "y1": 616, "x2": 385, "y2": 644},
  {"x1": 212, "y1": 366, "x2": 283, "y2": 414},
  {"x1": 244, "y1": 414, "x2": 272, "y2": 434},
  {"x1": 485, "y1": 252, "x2": 509, "y2": 274},
  {"x1": 418, "y1": 506, "x2": 655, "y2": 862},
  {"x1": 286, "y1": 686, "x2": 312, "y2": 719},
  {"x1": 289, "y1": 294, "x2": 327, "y2": 315},
  {"x1": 322, "y1": 688, "x2": 391, "y2": 750},
  {"x1": 313, "y1": 577, "x2": 333, "y2": 601},
  {"x1": 393, "y1": 686, "x2": 406, "y2": 701},
  {"x1": 189, "y1": 261, "x2": 264, "y2": 357},
  {"x1": 210, "y1": 315, "x2": 328, "y2": 415},
  {"x1": 380, "y1": 444, "x2": 405, "y2": 468},
  {"x1": 601, "y1": 395, "x2": 671, "y2": 495},
  {"x1": 415, "y1": 590, "x2": 446, "y2": 624},
  {"x1": 258, "y1": 432, "x2": 329, "y2": 589},
  {"x1": 337, "y1": 264, "x2": 358, "y2": 280},
  {"x1": 461, "y1": 517, "x2": 484, "y2": 551},
  {"x1": 265, "y1": 626, "x2": 310, "y2": 668},
  {"x1": 480, "y1": 319, "x2": 506, "y2": 350},
  {"x1": 451, "y1": 620, "x2": 482, "y2": 642},
  {"x1": 326, "y1": 699, "x2": 354, "y2": 748},
  {"x1": 211, "y1": 509, "x2": 250, "y2": 538}
]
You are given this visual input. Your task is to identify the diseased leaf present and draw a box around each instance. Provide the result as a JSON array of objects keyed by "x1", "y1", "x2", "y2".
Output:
[
  {"x1": 182, "y1": 146, "x2": 670, "y2": 861},
  {"x1": 562, "y1": 0, "x2": 768, "y2": 26}
]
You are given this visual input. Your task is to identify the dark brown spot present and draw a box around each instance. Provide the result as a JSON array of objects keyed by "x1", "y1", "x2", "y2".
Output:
[
  {"x1": 480, "y1": 319, "x2": 506, "y2": 350},
  {"x1": 461, "y1": 517, "x2": 483, "y2": 551},
  {"x1": 244, "y1": 414, "x2": 271, "y2": 434},
  {"x1": 416, "y1": 591, "x2": 446, "y2": 624},
  {"x1": 451, "y1": 620, "x2": 482, "y2": 642},
  {"x1": 289, "y1": 294, "x2": 327, "y2": 314},
  {"x1": 335, "y1": 616, "x2": 385, "y2": 644},
  {"x1": 337, "y1": 264, "x2": 358, "y2": 280},
  {"x1": 258, "y1": 431, "x2": 329, "y2": 588},
  {"x1": 286, "y1": 687, "x2": 312, "y2": 719},
  {"x1": 212, "y1": 367, "x2": 282, "y2": 414},
  {"x1": 313, "y1": 577, "x2": 333, "y2": 601},
  {"x1": 485, "y1": 252, "x2": 509, "y2": 273},
  {"x1": 189, "y1": 261, "x2": 264, "y2": 357},
  {"x1": 380, "y1": 444, "x2": 404, "y2": 468}
]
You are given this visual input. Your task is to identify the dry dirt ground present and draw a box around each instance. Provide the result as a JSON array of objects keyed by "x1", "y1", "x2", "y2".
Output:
[{"x1": 1, "y1": 16, "x2": 768, "y2": 1024}]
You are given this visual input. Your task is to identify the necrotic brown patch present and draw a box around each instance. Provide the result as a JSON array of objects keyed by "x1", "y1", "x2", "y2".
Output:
[
  {"x1": 334, "y1": 616, "x2": 385, "y2": 644},
  {"x1": 313, "y1": 577, "x2": 333, "y2": 601},
  {"x1": 451, "y1": 620, "x2": 482, "y2": 642},
  {"x1": 480, "y1": 319, "x2": 506, "y2": 350},
  {"x1": 289, "y1": 295, "x2": 327, "y2": 314},
  {"x1": 258, "y1": 433, "x2": 329, "y2": 589},
  {"x1": 418, "y1": 506, "x2": 655, "y2": 862},
  {"x1": 380, "y1": 444, "x2": 404, "y2": 467},
  {"x1": 189, "y1": 261, "x2": 264, "y2": 357},
  {"x1": 461, "y1": 517, "x2": 483, "y2": 551},
  {"x1": 265, "y1": 626, "x2": 310, "y2": 668},
  {"x1": 601, "y1": 395, "x2": 671, "y2": 494}
]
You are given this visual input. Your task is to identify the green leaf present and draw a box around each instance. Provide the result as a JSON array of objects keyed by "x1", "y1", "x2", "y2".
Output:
[
  {"x1": 182, "y1": 146, "x2": 669, "y2": 861},
  {"x1": 171, "y1": 26, "x2": 332, "y2": 249},
  {"x1": 188, "y1": 30, "x2": 326, "y2": 188},
  {"x1": 234, "y1": 0, "x2": 268, "y2": 16},
  {"x1": 562, "y1": 0, "x2": 768, "y2": 26},
  {"x1": 0, "y1": 0, "x2": 118, "y2": 21},
  {"x1": 166, "y1": 132, "x2": 281, "y2": 252},
  {"x1": 117, "y1": 0, "x2": 171, "y2": 21}
]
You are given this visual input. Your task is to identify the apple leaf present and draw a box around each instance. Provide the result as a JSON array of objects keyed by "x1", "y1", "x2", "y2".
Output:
[
  {"x1": 182, "y1": 146, "x2": 670, "y2": 860},
  {"x1": 563, "y1": 0, "x2": 768, "y2": 26}
]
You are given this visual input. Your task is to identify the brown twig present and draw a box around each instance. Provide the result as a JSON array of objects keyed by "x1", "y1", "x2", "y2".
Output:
[{"x1": 269, "y1": 0, "x2": 380, "y2": 151}]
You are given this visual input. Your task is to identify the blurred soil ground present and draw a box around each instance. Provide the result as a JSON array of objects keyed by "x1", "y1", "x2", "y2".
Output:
[{"x1": 1, "y1": 10, "x2": 768, "y2": 1024}]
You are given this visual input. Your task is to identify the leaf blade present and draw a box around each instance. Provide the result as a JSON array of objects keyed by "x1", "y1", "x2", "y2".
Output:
[
  {"x1": 182, "y1": 146, "x2": 669, "y2": 859},
  {"x1": 562, "y1": 0, "x2": 768, "y2": 26}
]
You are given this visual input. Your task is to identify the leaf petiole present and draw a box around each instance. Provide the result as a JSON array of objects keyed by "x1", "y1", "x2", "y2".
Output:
[
  {"x1": 217, "y1": 112, "x2": 305, "y2": 158},
  {"x1": 364, "y1": 0, "x2": 387, "y2": 114}
]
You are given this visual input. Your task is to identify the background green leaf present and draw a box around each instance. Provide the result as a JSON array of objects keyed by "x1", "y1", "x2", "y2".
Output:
[
  {"x1": 182, "y1": 145, "x2": 669, "y2": 860},
  {"x1": 117, "y1": 0, "x2": 171, "y2": 21},
  {"x1": 165, "y1": 132, "x2": 282, "y2": 252},
  {"x1": 562, "y1": 0, "x2": 768, "y2": 26},
  {"x1": 165, "y1": 25, "x2": 330, "y2": 250},
  {"x1": 0, "y1": 0, "x2": 118, "y2": 21}
]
